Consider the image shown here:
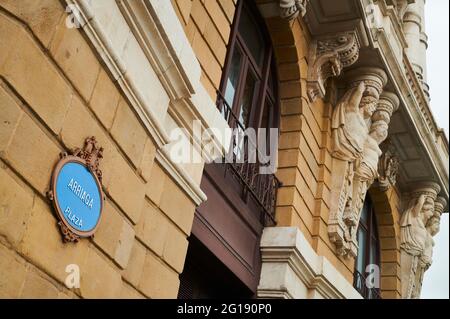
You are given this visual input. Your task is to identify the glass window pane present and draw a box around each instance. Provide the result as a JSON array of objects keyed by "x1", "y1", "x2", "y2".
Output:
[
  {"x1": 260, "y1": 99, "x2": 271, "y2": 129},
  {"x1": 360, "y1": 199, "x2": 370, "y2": 226},
  {"x1": 238, "y1": 7, "x2": 264, "y2": 65},
  {"x1": 224, "y1": 48, "x2": 243, "y2": 110},
  {"x1": 238, "y1": 71, "x2": 257, "y2": 128},
  {"x1": 369, "y1": 239, "x2": 378, "y2": 266},
  {"x1": 355, "y1": 228, "x2": 367, "y2": 274}
]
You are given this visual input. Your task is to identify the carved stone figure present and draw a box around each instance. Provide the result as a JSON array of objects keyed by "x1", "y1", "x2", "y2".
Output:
[
  {"x1": 279, "y1": 0, "x2": 308, "y2": 20},
  {"x1": 344, "y1": 121, "x2": 388, "y2": 228},
  {"x1": 328, "y1": 68, "x2": 397, "y2": 257},
  {"x1": 331, "y1": 81, "x2": 367, "y2": 162},
  {"x1": 307, "y1": 32, "x2": 360, "y2": 102},
  {"x1": 400, "y1": 183, "x2": 441, "y2": 298}
]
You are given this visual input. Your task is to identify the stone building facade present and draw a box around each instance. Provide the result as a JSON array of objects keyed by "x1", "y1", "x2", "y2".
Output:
[{"x1": 0, "y1": 0, "x2": 448, "y2": 299}]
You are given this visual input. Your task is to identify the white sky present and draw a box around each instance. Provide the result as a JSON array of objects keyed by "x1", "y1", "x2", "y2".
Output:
[{"x1": 420, "y1": 0, "x2": 449, "y2": 299}]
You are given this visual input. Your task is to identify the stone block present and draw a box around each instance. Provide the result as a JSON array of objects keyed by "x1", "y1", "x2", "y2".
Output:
[
  {"x1": 0, "y1": 166, "x2": 34, "y2": 247},
  {"x1": 20, "y1": 268, "x2": 60, "y2": 298},
  {"x1": 122, "y1": 240, "x2": 146, "y2": 288},
  {"x1": 0, "y1": 243, "x2": 28, "y2": 298},
  {"x1": 110, "y1": 98, "x2": 147, "y2": 167},
  {"x1": 80, "y1": 247, "x2": 122, "y2": 298},
  {"x1": 159, "y1": 177, "x2": 195, "y2": 235},
  {"x1": 60, "y1": 95, "x2": 117, "y2": 188},
  {"x1": 120, "y1": 282, "x2": 145, "y2": 299},
  {"x1": 136, "y1": 200, "x2": 169, "y2": 256},
  {"x1": 139, "y1": 138, "x2": 156, "y2": 182},
  {"x1": 0, "y1": 0, "x2": 64, "y2": 47},
  {"x1": 0, "y1": 13, "x2": 72, "y2": 134},
  {"x1": 18, "y1": 197, "x2": 90, "y2": 285},
  {"x1": 139, "y1": 252, "x2": 180, "y2": 298},
  {"x1": 146, "y1": 163, "x2": 167, "y2": 205},
  {"x1": 93, "y1": 200, "x2": 135, "y2": 269},
  {"x1": 107, "y1": 155, "x2": 146, "y2": 224},
  {"x1": 162, "y1": 223, "x2": 188, "y2": 274},
  {"x1": 5, "y1": 114, "x2": 60, "y2": 194},
  {"x1": 89, "y1": 69, "x2": 120, "y2": 130},
  {"x1": 49, "y1": 16, "x2": 100, "y2": 101},
  {"x1": 0, "y1": 82, "x2": 23, "y2": 151}
]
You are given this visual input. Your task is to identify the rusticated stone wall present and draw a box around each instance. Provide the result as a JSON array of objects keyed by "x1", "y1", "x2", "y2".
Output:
[{"x1": 0, "y1": 0, "x2": 196, "y2": 298}]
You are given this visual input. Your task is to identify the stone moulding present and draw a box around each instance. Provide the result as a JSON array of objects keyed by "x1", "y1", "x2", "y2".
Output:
[
  {"x1": 257, "y1": 227, "x2": 362, "y2": 299},
  {"x1": 307, "y1": 31, "x2": 361, "y2": 102},
  {"x1": 63, "y1": 0, "x2": 231, "y2": 206}
]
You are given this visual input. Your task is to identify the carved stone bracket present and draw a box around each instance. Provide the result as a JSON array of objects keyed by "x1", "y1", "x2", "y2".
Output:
[
  {"x1": 400, "y1": 182, "x2": 444, "y2": 299},
  {"x1": 279, "y1": 0, "x2": 309, "y2": 20},
  {"x1": 307, "y1": 32, "x2": 361, "y2": 102}
]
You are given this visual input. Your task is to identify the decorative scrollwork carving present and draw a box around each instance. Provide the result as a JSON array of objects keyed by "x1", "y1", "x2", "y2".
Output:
[
  {"x1": 71, "y1": 136, "x2": 104, "y2": 182},
  {"x1": 307, "y1": 32, "x2": 361, "y2": 102},
  {"x1": 378, "y1": 144, "x2": 400, "y2": 191},
  {"x1": 58, "y1": 221, "x2": 80, "y2": 243}
]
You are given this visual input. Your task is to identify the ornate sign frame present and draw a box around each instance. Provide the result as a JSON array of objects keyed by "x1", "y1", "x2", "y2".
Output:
[{"x1": 47, "y1": 137, "x2": 105, "y2": 243}]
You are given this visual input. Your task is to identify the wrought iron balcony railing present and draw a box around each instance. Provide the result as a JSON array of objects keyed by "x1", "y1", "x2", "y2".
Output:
[
  {"x1": 353, "y1": 270, "x2": 382, "y2": 299},
  {"x1": 216, "y1": 91, "x2": 281, "y2": 226}
]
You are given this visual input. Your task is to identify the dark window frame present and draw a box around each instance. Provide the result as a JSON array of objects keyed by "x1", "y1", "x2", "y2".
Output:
[
  {"x1": 211, "y1": 0, "x2": 281, "y2": 226},
  {"x1": 218, "y1": 0, "x2": 279, "y2": 132},
  {"x1": 353, "y1": 195, "x2": 382, "y2": 299}
]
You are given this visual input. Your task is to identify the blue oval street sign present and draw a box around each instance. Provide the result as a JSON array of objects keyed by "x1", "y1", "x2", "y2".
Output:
[
  {"x1": 49, "y1": 137, "x2": 105, "y2": 243},
  {"x1": 55, "y1": 161, "x2": 102, "y2": 233}
]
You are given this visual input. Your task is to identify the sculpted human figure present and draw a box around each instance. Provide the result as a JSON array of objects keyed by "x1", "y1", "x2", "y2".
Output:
[
  {"x1": 331, "y1": 81, "x2": 368, "y2": 162},
  {"x1": 344, "y1": 121, "x2": 388, "y2": 227},
  {"x1": 400, "y1": 193, "x2": 436, "y2": 298}
]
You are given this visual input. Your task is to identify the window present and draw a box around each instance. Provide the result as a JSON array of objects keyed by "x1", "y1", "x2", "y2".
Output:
[
  {"x1": 353, "y1": 195, "x2": 381, "y2": 299},
  {"x1": 215, "y1": 0, "x2": 280, "y2": 225}
]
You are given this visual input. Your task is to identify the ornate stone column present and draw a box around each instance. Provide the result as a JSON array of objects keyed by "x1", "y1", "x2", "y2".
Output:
[
  {"x1": 403, "y1": 0, "x2": 429, "y2": 98},
  {"x1": 328, "y1": 67, "x2": 399, "y2": 257},
  {"x1": 400, "y1": 182, "x2": 443, "y2": 298}
]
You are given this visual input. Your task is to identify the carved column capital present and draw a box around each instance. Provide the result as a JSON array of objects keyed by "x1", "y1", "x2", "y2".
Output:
[
  {"x1": 377, "y1": 91, "x2": 400, "y2": 118},
  {"x1": 307, "y1": 32, "x2": 360, "y2": 102},
  {"x1": 434, "y1": 196, "x2": 447, "y2": 216},
  {"x1": 344, "y1": 67, "x2": 388, "y2": 97},
  {"x1": 279, "y1": 0, "x2": 309, "y2": 20},
  {"x1": 409, "y1": 181, "x2": 441, "y2": 201}
]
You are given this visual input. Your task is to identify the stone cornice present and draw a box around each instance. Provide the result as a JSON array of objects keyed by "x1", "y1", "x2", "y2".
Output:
[
  {"x1": 258, "y1": 227, "x2": 362, "y2": 299},
  {"x1": 363, "y1": 4, "x2": 449, "y2": 204}
]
